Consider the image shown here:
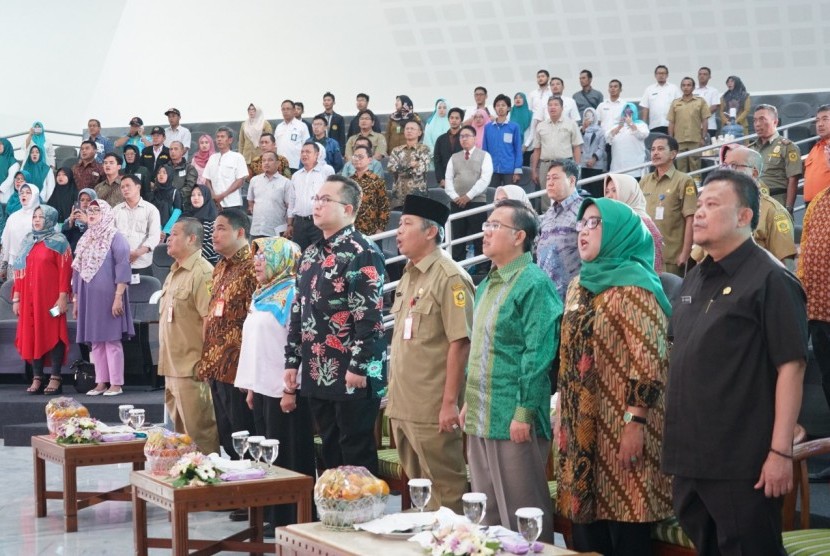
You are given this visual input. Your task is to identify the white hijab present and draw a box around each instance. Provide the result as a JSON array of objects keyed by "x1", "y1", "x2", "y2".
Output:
[
  {"x1": 1, "y1": 183, "x2": 41, "y2": 263},
  {"x1": 243, "y1": 104, "x2": 267, "y2": 146}
]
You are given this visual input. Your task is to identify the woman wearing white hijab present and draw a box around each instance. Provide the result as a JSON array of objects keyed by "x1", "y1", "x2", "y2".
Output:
[
  {"x1": 494, "y1": 184, "x2": 534, "y2": 211},
  {"x1": 603, "y1": 173, "x2": 664, "y2": 272},
  {"x1": 238, "y1": 103, "x2": 273, "y2": 165},
  {"x1": 1, "y1": 183, "x2": 41, "y2": 274}
]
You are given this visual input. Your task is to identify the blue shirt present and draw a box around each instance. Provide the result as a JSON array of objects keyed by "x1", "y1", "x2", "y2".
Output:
[
  {"x1": 536, "y1": 189, "x2": 582, "y2": 300},
  {"x1": 481, "y1": 120, "x2": 523, "y2": 175},
  {"x1": 90, "y1": 135, "x2": 114, "y2": 163}
]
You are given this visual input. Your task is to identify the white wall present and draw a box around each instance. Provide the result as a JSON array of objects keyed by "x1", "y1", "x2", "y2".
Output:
[{"x1": 1, "y1": 0, "x2": 828, "y2": 140}]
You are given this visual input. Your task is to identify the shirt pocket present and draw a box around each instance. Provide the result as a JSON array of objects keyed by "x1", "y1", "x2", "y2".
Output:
[
  {"x1": 390, "y1": 294, "x2": 404, "y2": 315},
  {"x1": 409, "y1": 299, "x2": 434, "y2": 338}
]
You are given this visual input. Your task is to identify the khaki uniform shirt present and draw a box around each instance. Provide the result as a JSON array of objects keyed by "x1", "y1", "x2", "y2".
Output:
[
  {"x1": 386, "y1": 249, "x2": 474, "y2": 424},
  {"x1": 755, "y1": 193, "x2": 796, "y2": 262},
  {"x1": 667, "y1": 96, "x2": 710, "y2": 143},
  {"x1": 640, "y1": 167, "x2": 697, "y2": 263},
  {"x1": 749, "y1": 133, "x2": 802, "y2": 195},
  {"x1": 533, "y1": 118, "x2": 583, "y2": 161},
  {"x1": 158, "y1": 250, "x2": 214, "y2": 378}
]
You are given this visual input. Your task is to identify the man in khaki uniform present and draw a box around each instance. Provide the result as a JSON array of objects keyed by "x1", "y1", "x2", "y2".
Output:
[
  {"x1": 386, "y1": 195, "x2": 474, "y2": 513},
  {"x1": 749, "y1": 104, "x2": 802, "y2": 211},
  {"x1": 640, "y1": 135, "x2": 697, "y2": 276},
  {"x1": 158, "y1": 217, "x2": 219, "y2": 455},
  {"x1": 530, "y1": 97, "x2": 583, "y2": 211},
  {"x1": 722, "y1": 145, "x2": 796, "y2": 268},
  {"x1": 667, "y1": 77, "x2": 710, "y2": 173}
]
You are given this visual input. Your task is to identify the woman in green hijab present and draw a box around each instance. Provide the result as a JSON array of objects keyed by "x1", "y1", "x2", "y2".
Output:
[{"x1": 555, "y1": 198, "x2": 672, "y2": 555}]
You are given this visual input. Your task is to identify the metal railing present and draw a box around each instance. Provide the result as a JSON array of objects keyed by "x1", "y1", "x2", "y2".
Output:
[
  {"x1": 369, "y1": 116, "x2": 818, "y2": 297},
  {"x1": 1, "y1": 129, "x2": 84, "y2": 154}
]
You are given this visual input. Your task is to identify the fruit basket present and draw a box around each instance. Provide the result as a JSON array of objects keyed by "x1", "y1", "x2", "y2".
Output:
[
  {"x1": 313, "y1": 466, "x2": 390, "y2": 530},
  {"x1": 45, "y1": 397, "x2": 90, "y2": 436},
  {"x1": 143, "y1": 428, "x2": 198, "y2": 476}
]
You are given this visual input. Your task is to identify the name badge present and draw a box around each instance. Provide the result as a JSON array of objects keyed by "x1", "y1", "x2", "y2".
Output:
[
  {"x1": 403, "y1": 316, "x2": 413, "y2": 340},
  {"x1": 130, "y1": 274, "x2": 141, "y2": 285},
  {"x1": 178, "y1": 170, "x2": 186, "y2": 177},
  {"x1": 681, "y1": 296, "x2": 692, "y2": 304},
  {"x1": 213, "y1": 299, "x2": 225, "y2": 317},
  {"x1": 503, "y1": 133, "x2": 513, "y2": 143},
  {"x1": 655, "y1": 207, "x2": 665, "y2": 220},
  {"x1": 290, "y1": 133, "x2": 298, "y2": 141}
]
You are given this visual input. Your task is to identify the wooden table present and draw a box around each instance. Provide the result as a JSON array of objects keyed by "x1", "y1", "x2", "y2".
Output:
[
  {"x1": 132, "y1": 467, "x2": 314, "y2": 556},
  {"x1": 32, "y1": 434, "x2": 146, "y2": 533},
  {"x1": 275, "y1": 522, "x2": 584, "y2": 555}
]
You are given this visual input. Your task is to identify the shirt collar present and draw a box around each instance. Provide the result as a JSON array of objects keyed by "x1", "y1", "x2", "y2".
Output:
[
  {"x1": 701, "y1": 237, "x2": 755, "y2": 277},
  {"x1": 408, "y1": 248, "x2": 443, "y2": 274},
  {"x1": 225, "y1": 244, "x2": 252, "y2": 265},
  {"x1": 489, "y1": 251, "x2": 531, "y2": 283},
  {"x1": 553, "y1": 189, "x2": 582, "y2": 211},
  {"x1": 173, "y1": 249, "x2": 202, "y2": 272},
  {"x1": 321, "y1": 225, "x2": 355, "y2": 248}
]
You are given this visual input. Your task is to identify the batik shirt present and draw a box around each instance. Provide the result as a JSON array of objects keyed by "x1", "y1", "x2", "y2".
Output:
[
  {"x1": 537, "y1": 189, "x2": 582, "y2": 300},
  {"x1": 285, "y1": 225, "x2": 387, "y2": 401}
]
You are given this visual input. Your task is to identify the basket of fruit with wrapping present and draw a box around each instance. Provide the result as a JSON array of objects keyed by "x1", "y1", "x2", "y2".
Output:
[
  {"x1": 314, "y1": 466, "x2": 390, "y2": 530},
  {"x1": 143, "y1": 428, "x2": 198, "y2": 476},
  {"x1": 45, "y1": 397, "x2": 90, "y2": 436}
]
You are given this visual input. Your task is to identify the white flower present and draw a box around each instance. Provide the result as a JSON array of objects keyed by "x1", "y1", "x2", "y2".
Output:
[
  {"x1": 81, "y1": 429, "x2": 92, "y2": 440},
  {"x1": 64, "y1": 425, "x2": 76, "y2": 437}
]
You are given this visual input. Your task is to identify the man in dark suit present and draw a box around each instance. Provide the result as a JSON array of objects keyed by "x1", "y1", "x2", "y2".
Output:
[
  {"x1": 316, "y1": 92, "x2": 346, "y2": 153},
  {"x1": 141, "y1": 126, "x2": 171, "y2": 180}
]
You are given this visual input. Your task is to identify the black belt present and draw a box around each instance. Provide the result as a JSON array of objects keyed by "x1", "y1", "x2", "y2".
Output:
[{"x1": 295, "y1": 215, "x2": 313, "y2": 220}]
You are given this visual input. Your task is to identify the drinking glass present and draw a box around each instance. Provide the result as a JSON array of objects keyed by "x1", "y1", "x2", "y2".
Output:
[
  {"x1": 408, "y1": 478, "x2": 432, "y2": 512},
  {"x1": 128, "y1": 409, "x2": 145, "y2": 430},
  {"x1": 260, "y1": 439, "x2": 280, "y2": 471},
  {"x1": 515, "y1": 507, "x2": 544, "y2": 544},
  {"x1": 462, "y1": 492, "x2": 487, "y2": 525},
  {"x1": 247, "y1": 436, "x2": 265, "y2": 468},
  {"x1": 118, "y1": 404, "x2": 134, "y2": 427},
  {"x1": 231, "y1": 430, "x2": 250, "y2": 459}
]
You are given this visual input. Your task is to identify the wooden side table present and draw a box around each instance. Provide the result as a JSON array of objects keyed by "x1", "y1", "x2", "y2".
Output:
[
  {"x1": 131, "y1": 467, "x2": 313, "y2": 556},
  {"x1": 32, "y1": 434, "x2": 146, "y2": 532}
]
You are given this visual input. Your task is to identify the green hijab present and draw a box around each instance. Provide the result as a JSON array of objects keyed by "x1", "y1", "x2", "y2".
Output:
[{"x1": 578, "y1": 198, "x2": 671, "y2": 316}]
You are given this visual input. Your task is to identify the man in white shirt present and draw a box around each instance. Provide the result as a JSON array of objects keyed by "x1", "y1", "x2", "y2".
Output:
[
  {"x1": 247, "y1": 151, "x2": 290, "y2": 240},
  {"x1": 693, "y1": 67, "x2": 721, "y2": 138},
  {"x1": 445, "y1": 125, "x2": 493, "y2": 261},
  {"x1": 527, "y1": 69, "x2": 553, "y2": 147},
  {"x1": 286, "y1": 143, "x2": 333, "y2": 250},
  {"x1": 596, "y1": 79, "x2": 626, "y2": 134},
  {"x1": 639, "y1": 65, "x2": 681, "y2": 133},
  {"x1": 203, "y1": 126, "x2": 247, "y2": 209},
  {"x1": 532, "y1": 77, "x2": 580, "y2": 124},
  {"x1": 163, "y1": 108, "x2": 192, "y2": 157},
  {"x1": 112, "y1": 174, "x2": 161, "y2": 275},
  {"x1": 275, "y1": 99, "x2": 311, "y2": 173}
]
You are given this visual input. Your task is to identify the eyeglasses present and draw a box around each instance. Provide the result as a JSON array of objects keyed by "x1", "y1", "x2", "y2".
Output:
[
  {"x1": 86, "y1": 208, "x2": 102, "y2": 215},
  {"x1": 482, "y1": 221, "x2": 520, "y2": 232},
  {"x1": 351, "y1": 154, "x2": 368, "y2": 160},
  {"x1": 254, "y1": 253, "x2": 266, "y2": 261},
  {"x1": 719, "y1": 162, "x2": 752, "y2": 171},
  {"x1": 576, "y1": 216, "x2": 602, "y2": 231},
  {"x1": 459, "y1": 134, "x2": 475, "y2": 139},
  {"x1": 311, "y1": 195, "x2": 348, "y2": 206}
]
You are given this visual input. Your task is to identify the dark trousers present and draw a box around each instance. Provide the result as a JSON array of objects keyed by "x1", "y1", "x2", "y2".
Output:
[
  {"x1": 672, "y1": 476, "x2": 786, "y2": 556},
  {"x1": 810, "y1": 320, "x2": 830, "y2": 409},
  {"x1": 32, "y1": 340, "x2": 66, "y2": 378},
  {"x1": 309, "y1": 395, "x2": 380, "y2": 475},
  {"x1": 570, "y1": 520, "x2": 654, "y2": 556},
  {"x1": 133, "y1": 266, "x2": 153, "y2": 277},
  {"x1": 450, "y1": 201, "x2": 487, "y2": 262},
  {"x1": 253, "y1": 392, "x2": 317, "y2": 526},
  {"x1": 210, "y1": 380, "x2": 255, "y2": 460},
  {"x1": 489, "y1": 173, "x2": 516, "y2": 188},
  {"x1": 579, "y1": 167, "x2": 605, "y2": 198},
  {"x1": 292, "y1": 216, "x2": 322, "y2": 252}
]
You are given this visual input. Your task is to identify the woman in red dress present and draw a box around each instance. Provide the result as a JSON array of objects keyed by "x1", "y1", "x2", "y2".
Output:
[{"x1": 12, "y1": 204, "x2": 72, "y2": 395}]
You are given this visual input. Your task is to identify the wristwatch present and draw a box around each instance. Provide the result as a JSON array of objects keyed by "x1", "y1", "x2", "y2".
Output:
[{"x1": 623, "y1": 411, "x2": 647, "y2": 425}]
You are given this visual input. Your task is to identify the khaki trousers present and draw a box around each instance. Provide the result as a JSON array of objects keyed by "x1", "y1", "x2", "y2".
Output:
[
  {"x1": 165, "y1": 375, "x2": 220, "y2": 455},
  {"x1": 676, "y1": 141, "x2": 701, "y2": 174},
  {"x1": 389, "y1": 418, "x2": 468, "y2": 513}
]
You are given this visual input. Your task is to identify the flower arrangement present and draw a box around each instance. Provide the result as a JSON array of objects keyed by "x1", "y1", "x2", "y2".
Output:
[
  {"x1": 169, "y1": 452, "x2": 221, "y2": 487},
  {"x1": 55, "y1": 416, "x2": 103, "y2": 445},
  {"x1": 428, "y1": 523, "x2": 501, "y2": 556}
]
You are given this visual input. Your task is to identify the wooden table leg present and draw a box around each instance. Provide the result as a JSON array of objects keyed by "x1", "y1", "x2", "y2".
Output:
[
  {"x1": 250, "y1": 505, "x2": 264, "y2": 545},
  {"x1": 171, "y1": 506, "x2": 189, "y2": 556},
  {"x1": 33, "y1": 451, "x2": 46, "y2": 518},
  {"x1": 63, "y1": 462, "x2": 78, "y2": 533},
  {"x1": 297, "y1": 494, "x2": 312, "y2": 524},
  {"x1": 133, "y1": 487, "x2": 148, "y2": 556}
]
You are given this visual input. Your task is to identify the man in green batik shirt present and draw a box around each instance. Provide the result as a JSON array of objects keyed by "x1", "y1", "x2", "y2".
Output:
[{"x1": 460, "y1": 199, "x2": 562, "y2": 543}]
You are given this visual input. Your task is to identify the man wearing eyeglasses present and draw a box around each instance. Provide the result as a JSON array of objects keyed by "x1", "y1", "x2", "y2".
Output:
[
  {"x1": 461, "y1": 199, "x2": 561, "y2": 542},
  {"x1": 444, "y1": 125, "x2": 493, "y2": 261},
  {"x1": 286, "y1": 143, "x2": 334, "y2": 250},
  {"x1": 748, "y1": 104, "x2": 802, "y2": 211},
  {"x1": 284, "y1": 175, "x2": 387, "y2": 476}
]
